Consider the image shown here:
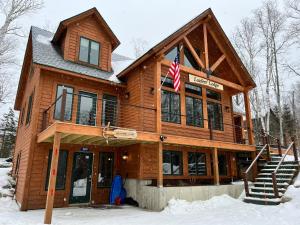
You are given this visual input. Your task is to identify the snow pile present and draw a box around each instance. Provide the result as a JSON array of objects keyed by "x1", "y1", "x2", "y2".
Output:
[
  {"x1": 0, "y1": 158, "x2": 12, "y2": 168},
  {"x1": 0, "y1": 165, "x2": 14, "y2": 197}
]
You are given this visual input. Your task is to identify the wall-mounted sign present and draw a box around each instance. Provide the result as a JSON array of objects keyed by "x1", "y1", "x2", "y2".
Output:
[
  {"x1": 189, "y1": 74, "x2": 223, "y2": 91},
  {"x1": 80, "y1": 147, "x2": 89, "y2": 152},
  {"x1": 113, "y1": 129, "x2": 137, "y2": 139}
]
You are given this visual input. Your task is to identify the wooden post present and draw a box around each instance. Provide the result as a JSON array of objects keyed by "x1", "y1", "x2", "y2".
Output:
[
  {"x1": 243, "y1": 91, "x2": 254, "y2": 145},
  {"x1": 44, "y1": 132, "x2": 61, "y2": 224},
  {"x1": 243, "y1": 172, "x2": 249, "y2": 197},
  {"x1": 60, "y1": 89, "x2": 67, "y2": 121},
  {"x1": 277, "y1": 138, "x2": 282, "y2": 157},
  {"x1": 42, "y1": 111, "x2": 47, "y2": 131},
  {"x1": 251, "y1": 151, "x2": 257, "y2": 181},
  {"x1": 203, "y1": 23, "x2": 209, "y2": 70},
  {"x1": 155, "y1": 60, "x2": 163, "y2": 187},
  {"x1": 209, "y1": 117, "x2": 213, "y2": 140},
  {"x1": 291, "y1": 137, "x2": 298, "y2": 162},
  {"x1": 212, "y1": 147, "x2": 219, "y2": 185}
]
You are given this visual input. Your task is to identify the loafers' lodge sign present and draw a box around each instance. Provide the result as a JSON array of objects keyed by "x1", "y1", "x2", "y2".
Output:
[{"x1": 189, "y1": 74, "x2": 224, "y2": 91}]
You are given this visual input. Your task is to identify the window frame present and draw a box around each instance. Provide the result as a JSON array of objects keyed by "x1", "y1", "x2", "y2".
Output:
[
  {"x1": 76, "y1": 90, "x2": 98, "y2": 126},
  {"x1": 101, "y1": 94, "x2": 118, "y2": 127},
  {"x1": 161, "y1": 89, "x2": 181, "y2": 124},
  {"x1": 53, "y1": 84, "x2": 74, "y2": 121},
  {"x1": 26, "y1": 91, "x2": 34, "y2": 125},
  {"x1": 188, "y1": 152, "x2": 207, "y2": 176},
  {"x1": 78, "y1": 37, "x2": 101, "y2": 66},
  {"x1": 164, "y1": 45, "x2": 180, "y2": 62},
  {"x1": 163, "y1": 150, "x2": 183, "y2": 176},
  {"x1": 45, "y1": 150, "x2": 68, "y2": 191},
  {"x1": 97, "y1": 152, "x2": 114, "y2": 188}
]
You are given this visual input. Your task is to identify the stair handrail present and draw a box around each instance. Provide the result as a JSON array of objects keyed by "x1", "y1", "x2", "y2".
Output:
[
  {"x1": 272, "y1": 139, "x2": 298, "y2": 198},
  {"x1": 243, "y1": 144, "x2": 268, "y2": 197}
]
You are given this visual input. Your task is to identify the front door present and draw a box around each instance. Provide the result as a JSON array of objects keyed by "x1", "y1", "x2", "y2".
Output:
[{"x1": 69, "y1": 152, "x2": 93, "y2": 204}]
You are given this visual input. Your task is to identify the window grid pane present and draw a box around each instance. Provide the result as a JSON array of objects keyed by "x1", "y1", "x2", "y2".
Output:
[
  {"x1": 76, "y1": 92, "x2": 97, "y2": 126},
  {"x1": 163, "y1": 151, "x2": 183, "y2": 175},
  {"x1": 54, "y1": 85, "x2": 74, "y2": 121},
  {"x1": 102, "y1": 94, "x2": 117, "y2": 126},
  {"x1": 161, "y1": 90, "x2": 181, "y2": 124},
  {"x1": 207, "y1": 101, "x2": 223, "y2": 131},
  {"x1": 79, "y1": 38, "x2": 89, "y2": 63},
  {"x1": 186, "y1": 96, "x2": 203, "y2": 127},
  {"x1": 98, "y1": 152, "x2": 114, "y2": 187},
  {"x1": 188, "y1": 152, "x2": 206, "y2": 176}
]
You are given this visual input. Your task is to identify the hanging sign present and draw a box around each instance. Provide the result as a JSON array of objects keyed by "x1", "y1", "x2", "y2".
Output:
[
  {"x1": 113, "y1": 129, "x2": 137, "y2": 139},
  {"x1": 189, "y1": 74, "x2": 223, "y2": 91}
]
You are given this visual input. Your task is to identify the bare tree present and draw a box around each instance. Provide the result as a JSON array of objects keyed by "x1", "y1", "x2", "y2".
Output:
[
  {"x1": 0, "y1": 0, "x2": 43, "y2": 104},
  {"x1": 131, "y1": 38, "x2": 149, "y2": 58}
]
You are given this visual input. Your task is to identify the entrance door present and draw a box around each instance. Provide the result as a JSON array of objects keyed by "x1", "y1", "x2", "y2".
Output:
[{"x1": 69, "y1": 152, "x2": 93, "y2": 204}]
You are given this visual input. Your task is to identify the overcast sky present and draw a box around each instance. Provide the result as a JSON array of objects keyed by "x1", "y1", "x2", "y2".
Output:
[{"x1": 1, "y1": 0, "x2": 298, "y2": 116}]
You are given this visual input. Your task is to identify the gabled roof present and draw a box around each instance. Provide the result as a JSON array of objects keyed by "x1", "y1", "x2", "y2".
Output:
[
  {"x1": 52, "y1": 7, "x2": 120, "y2": 51},
  {"x1": 117, "y1": 8, "x2": 256, "y2": 89}
]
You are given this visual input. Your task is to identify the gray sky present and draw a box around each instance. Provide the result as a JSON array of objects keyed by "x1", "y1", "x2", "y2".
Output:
[{"x1": 1, "y1": 0, "x2": 298, "y2": 116}]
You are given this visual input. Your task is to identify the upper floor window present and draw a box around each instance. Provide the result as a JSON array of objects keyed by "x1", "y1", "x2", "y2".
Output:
[
  {"x1": 26, "y1": 92, "x2": 34, "y2": 125},
  {"x1": 54, "y1": 85, "x2": 74, "y2": 121},
  {"x1": 206, "y1": 89, "x2": 221, "y2": 101},
  {"x1": 207, "y1": 89, "x2": 223, "y2": 131},
  {"x1": 161, "y1": 90, "x2": 181, "y2": 124},
  {"x1": 79, "y1": 37, "x2": 100, "y2": 66},
  {"x1": 76, "y1": 91, "x2": 97, "y2": 126},
  {"x1": 102, "y1": 94, "x2": 117, "y2": 126},
  {"x1": 161, "y1": 76, "x2": 174, "y2": 89},
  {"x1": 165, "y1": 45, "x2": 180, "y2": 62},
  {"x1": 184, "y1": 47, "x2": 201, "y2": 71}
]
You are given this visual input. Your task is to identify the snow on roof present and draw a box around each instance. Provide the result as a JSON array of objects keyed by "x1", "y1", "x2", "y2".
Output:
[{"x1": 31, "y1": 26, "x2": 133, "y2": 84}]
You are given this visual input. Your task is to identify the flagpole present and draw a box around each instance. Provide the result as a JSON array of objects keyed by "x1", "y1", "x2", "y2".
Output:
[{"x1": 158, "y1": 71, "x2": 169, "y2": 91}]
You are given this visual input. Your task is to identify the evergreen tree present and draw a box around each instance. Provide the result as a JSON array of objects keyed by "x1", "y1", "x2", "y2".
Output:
[
  {"x1": 0, "y1": 108, "x2": 17, "y2": 158},
  {"x1": 282, "y1": 103, "x2": 295, "y2": 141}
]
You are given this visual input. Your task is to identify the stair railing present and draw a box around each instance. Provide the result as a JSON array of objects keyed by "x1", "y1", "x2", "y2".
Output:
[
  {"x1": 243, "y1": 144, "x2": 268, "y2": 197},
  {"x1": 272, "y1": 138, "x2": 298, "y2": 198}
]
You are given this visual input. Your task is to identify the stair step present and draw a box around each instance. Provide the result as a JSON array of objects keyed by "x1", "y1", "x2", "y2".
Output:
[
  {"x1": 256, "y1": 177, "x2": 291, "y2": 183},
  {"x1": 254, "y1": 182, "x2": 289, "y2": 188},
  {"x1": 244, "y1": 196, "x2": 281, "y2": 205},
  {"x1": 261, "y1": 168, "x2": 296, "y2": 173},
  {"x1": 258, "y1": 173, "x2": 294, "y2": 177},
  {"x1": 267, "y1": 161, "x2": 298, "y2": 165},
  {"x1": 249, "y1": 191, "x2": 283, "y2": 198},
  {"x1": 250, "y1": 187, "x2": 286, "y2": 193}
]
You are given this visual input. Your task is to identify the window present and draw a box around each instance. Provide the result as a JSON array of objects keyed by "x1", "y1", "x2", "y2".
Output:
[
  {"x1": 165, "y1": 45, "x2": 180, "y2": 62},
  {"x1": 45, "y1": 150, "x2": 68, "y2": 190},
  {"x1": 20, "y1": 106, "x2": 25, "y2": 125},
  {"x1": 163, "y1": 150, "x2": 182, "y2": 175},
  {"x1": 218, "y1": 154, "x2": 227, "y2": 176},
  {"x1": 102, "y1": 94, "x2": 117, "y2": 126},
  {"x1": 15, "y1": 153, "x2": 21, "y2": 175},
  {"x1": 207, "y1": 101, "x2": 223, "y2": 131},
  {"x1": 98, "y1": 152, "x2": 114, "y2": 187},
  {"x1": 26, "y1": 92, "x2": 34, "y2": 125},
  {"x1": 161, "y1": 76, "x2": 174, "y2": 89},
  {"x1": 206, "y1": 89, "x2": 221, "y2": 101},
  {"x1": 79, "y1": 37, "x2": 100, "y2": 66},
  {"x1": 76, "y1": 91, "x2": 97, "y2": 126},
  {"x1": 54, "y1": 85, "x2": 74, "y2": 121},
  {"x1": 186, "y1": 96, "x2": 204, "y2": 127},
  {"x1": 161, "y1": 90, "x2": 181, "y2": 123},
  {"x1": 188, "y1": 152, "x2": 206, "y2": 176},
  {"x1": 184, "y1": 47, "x2": 201, "y2": 70},
  {"x1": 185, "y1": 83, "x2": 202, "y2": 96}
]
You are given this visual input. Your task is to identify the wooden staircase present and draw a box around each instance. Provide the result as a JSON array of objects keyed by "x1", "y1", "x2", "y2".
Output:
[{"x1": 243, "y1": 135, "x2": 300, "y2": 205}]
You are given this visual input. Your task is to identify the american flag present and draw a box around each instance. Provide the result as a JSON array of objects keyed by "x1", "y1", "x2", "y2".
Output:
[{"x1": 168, "y1": 53, "x2": 180, "y2": 92}]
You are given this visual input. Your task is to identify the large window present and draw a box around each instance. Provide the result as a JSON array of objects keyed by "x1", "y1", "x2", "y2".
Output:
[
  {"x1": 98, "y1": 152, "x2": 114, "y2": 187},
  {"x1": 185, "y1": 83, "x2": 203, "y2": 127},
  {"x1": 161, "y1": 90, "x2": 181, "y2": 124},
  {"x1": 54, "y1": 85, "x2": 74, "y2": 121},
  {"x1": 188, "y1": 152, "x2": 206, "y2": 176},
  {"x1": 184, "y1": 47, "x2": 201, "y2": 71},
  {"x1": 207, "y1": 89, "x2": 223, "y2": 131},
  {"x1": 102, "y1": 94, "x2": 117, "y2": 126},
  {"x1": 79, "y1": 37, "x2": 100, "y2": 66},
  {"x1": 45, "y1": 150, "x2": 68, "y2": 190},
  {"x1": 26, "y1": 92, "x2": 34, "y2": 125},
  {"x1": 76, "y1": 91, "x2": 97, "y2": 126},
  {"x1": 163, "y1": 150, "x2": 182, "y2": 175},
  {"x1": 165, "y1": 45, "x2": 180, "y2": 62}
]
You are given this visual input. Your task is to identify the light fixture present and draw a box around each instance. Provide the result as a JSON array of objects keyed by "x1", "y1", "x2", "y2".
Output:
[
  {"x1": 160, "y1": 135, "x2": 167, "y2": 142},
  {"x1": 122, "y1": 152, "x2": 128, "y2": 160},
  {"x1": 125, "y1": 92, "x2": 130, "y2": 99}
]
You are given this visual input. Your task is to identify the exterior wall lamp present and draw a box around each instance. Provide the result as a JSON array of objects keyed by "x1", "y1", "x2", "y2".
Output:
[{"x1": 122, "y1": 152, "x2": 129, "y2": 160}]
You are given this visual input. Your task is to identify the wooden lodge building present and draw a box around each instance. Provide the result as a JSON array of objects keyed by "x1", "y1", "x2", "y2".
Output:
[{"x1": 12, "y1": 7, "x2": 257, "y2": 216}]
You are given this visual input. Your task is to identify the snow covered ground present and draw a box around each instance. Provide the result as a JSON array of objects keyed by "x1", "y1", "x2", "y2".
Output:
[{"x1": 0, "y1": 166, "x2": 300, "y2": 225}]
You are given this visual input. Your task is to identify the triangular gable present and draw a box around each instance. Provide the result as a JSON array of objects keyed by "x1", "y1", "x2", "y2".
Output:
[
  {"x1": 52, "y1": 7, "x2": 120, "y2": 50},
  {"x1": 117, "y1": 8, "x2": 256, "y2": 89}
]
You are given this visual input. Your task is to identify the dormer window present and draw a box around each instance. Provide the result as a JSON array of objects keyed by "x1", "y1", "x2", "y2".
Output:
[{"x1": 79, "y1": 37, "x2": 100, "y2": 66}]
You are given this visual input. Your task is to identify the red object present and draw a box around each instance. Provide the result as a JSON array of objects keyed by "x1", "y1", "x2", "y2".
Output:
[
  {"x1": 168, "y1": 53, "x2": 180, "y2": 92},
  {"x1": 115, "y1": 197, "x2": 121, "y2": 205}
]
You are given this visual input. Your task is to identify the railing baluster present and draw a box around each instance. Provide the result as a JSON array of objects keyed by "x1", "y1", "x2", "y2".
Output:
[
  {"x1": 291, "y1": 137, "x2": 298, "y2": 162},
  {"x1": 277, "y1": 138, "x2": 282, "y2": 157},
  {"x1": 243, "y1": 172, "x2": 250, "y2": 197},
  {"x1": 272, "y1": 172, "x2": 279, "y2": 198}
]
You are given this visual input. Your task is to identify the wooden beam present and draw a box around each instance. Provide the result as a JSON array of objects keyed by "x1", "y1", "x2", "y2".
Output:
[
  {"x1": 203, "y1": 24, "x2": 209, "y2": 69},
  {"x1": 211, "y1": 54, "x2": 226, "y2": 72},
  {"x1": 244, "y1": 91, "x2": 254, "y2": 145},
  {"x1": 44, "y1": 132, "x2": 61, "y2": 224},
  {"x1": 183, "y1": 36, "x2": 205, "y2": 68},
  {"x1": 155, "y1": 61, "x2": 163, "y2": 188},
  {"x1": 205, "y1": 24, "x2": 246, "y2": 86},
  {"x1": 212, "y1": 147, "x2": 220, "y2": 185},
  {"x1": 161, "y1": 59, "x2": 245, "y2": 92}
]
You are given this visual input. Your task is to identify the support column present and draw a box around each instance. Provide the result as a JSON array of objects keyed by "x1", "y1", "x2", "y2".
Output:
[
  {"x1": 44, "y1": 132, "x2": 61, "y2": 224},
  {"x1": 212, "y1": 147, "x2": 220, "y2": 185},
  {"x1": 244, "y1": 91, "x2": 255, "y2": 145},
  {"x1": 155, "y1": 60, "x2": 163, "y2": 187}
]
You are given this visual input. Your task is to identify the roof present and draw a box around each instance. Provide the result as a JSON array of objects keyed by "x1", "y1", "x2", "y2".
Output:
[
  {"x1": 31, "y1": 26, "x2": 133, "y2": 84},
  {"x1": 117, "y1": 8, "x2": 256, "y2": 89},
  {"x1": 52, "y1": 7, "x2": 120, "y2": 51}
]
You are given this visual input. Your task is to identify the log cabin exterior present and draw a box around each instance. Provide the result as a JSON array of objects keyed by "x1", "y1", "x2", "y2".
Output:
[{"x1": 12, "y1": 7, "x2": 257, "y2": 220}]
